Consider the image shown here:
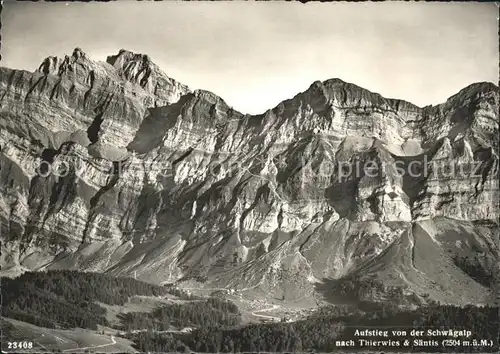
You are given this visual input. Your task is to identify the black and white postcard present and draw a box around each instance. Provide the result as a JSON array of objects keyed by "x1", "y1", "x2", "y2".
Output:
[{"x1": 1, "y1": 1, "x2": 498, "y2": 353}]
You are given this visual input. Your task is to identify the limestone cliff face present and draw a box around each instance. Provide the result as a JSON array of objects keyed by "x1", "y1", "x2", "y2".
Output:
[
  {"x1": 3, "y1": 48, "x2": 189, "y2": 155},
  {"x1": 1, "y1": 49, "x2": 498, "y2": 305}
]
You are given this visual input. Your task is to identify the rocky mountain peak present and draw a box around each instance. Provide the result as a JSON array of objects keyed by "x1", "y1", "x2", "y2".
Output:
[
  {"x1": 106, "y1": 49, "x2": 153, "y2": 72},
  {"x1": 105, "y1": 49, "x2": 168, "y2": 86},
  {"x1": 105, "y1": 48, "x2": 190, "y2": 106},
  {"x1": 445, "y1": 81, "x2": 498, "y2": 106},
  {"x1": 193, "y1": 89, "x2": 229, "y2": 107},
  {"x1": 71, "y1": 47, "x2": 87, "y2": 61},
  {"x1": 36, "y1": 48, "x2": 190, "y2": 106},
  {"x1": 322, "y1": 77, "x2": 349, "y2": 88},
  {"x1": 297, "y1": 78, "x2": 397, "y2": 112},
  {"x1": 37, "y1": 47, "x2": 92, "y2": 76}
]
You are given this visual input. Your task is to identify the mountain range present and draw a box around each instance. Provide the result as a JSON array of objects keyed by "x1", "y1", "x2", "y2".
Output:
[{"x1": 1, "y1": 48, "x2": 498, "y2": 306}]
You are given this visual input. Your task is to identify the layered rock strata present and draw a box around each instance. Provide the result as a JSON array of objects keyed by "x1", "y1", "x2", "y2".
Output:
[{"x1": 1, "y1": 49, "x2": 498, "y2": 305}]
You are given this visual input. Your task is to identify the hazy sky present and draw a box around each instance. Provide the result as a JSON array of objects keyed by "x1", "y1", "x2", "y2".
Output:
[{"x1": 2, "y1": 1, "x2": 498, "y2": 114}]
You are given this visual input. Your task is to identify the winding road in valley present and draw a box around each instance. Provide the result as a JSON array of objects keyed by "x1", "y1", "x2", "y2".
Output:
[
  {"x1": 62, "y1": 335, "x2": 116, "y2": 352},
  {"x1": 251, "y1": 304, "x2": 280, "y2": 321}
]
